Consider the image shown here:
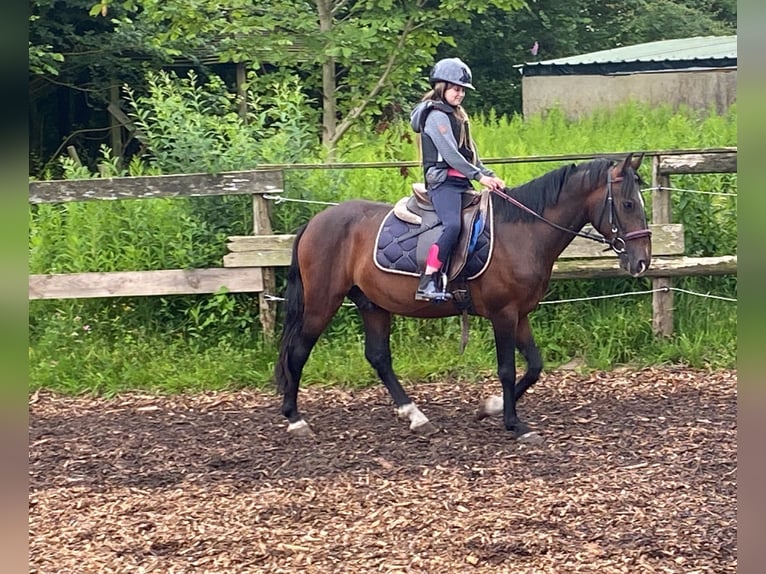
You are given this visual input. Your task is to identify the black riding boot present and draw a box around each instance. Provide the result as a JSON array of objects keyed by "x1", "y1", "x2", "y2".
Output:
[{"x1": 415, "y1": 272, "x2": 451, "y2": 302}]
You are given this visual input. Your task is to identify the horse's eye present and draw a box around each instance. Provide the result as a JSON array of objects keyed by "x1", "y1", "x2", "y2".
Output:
[{"x1": 623, "y1": 200, "x2": 634, "y2": 210}]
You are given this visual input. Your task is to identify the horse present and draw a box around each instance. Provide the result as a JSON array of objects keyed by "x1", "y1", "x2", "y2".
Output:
[{"x1": 274, "y1": 153, "x2": 652, "y2": 442}]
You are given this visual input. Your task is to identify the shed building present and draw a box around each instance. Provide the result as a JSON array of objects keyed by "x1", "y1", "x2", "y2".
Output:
[{"x1": 518, "y1": 35, "x2": 736, "y2": 119}]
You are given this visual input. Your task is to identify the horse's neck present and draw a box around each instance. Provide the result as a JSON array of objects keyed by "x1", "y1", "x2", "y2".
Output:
[{"x1": 537, "y1": 201, "x2": 591, "y2": 261}]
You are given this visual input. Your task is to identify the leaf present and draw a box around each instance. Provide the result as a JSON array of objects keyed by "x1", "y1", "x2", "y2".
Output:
[{"x1": 88, "y1": 3, "x2": 106, "y2": 17}]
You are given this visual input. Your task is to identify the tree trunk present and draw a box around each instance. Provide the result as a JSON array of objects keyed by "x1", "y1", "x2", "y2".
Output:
[
  {"x1": 236, "y1": 63, "x2": 248, "y2": 122},
  {"x1": 316, "y1": 0, "x2": 336, "y2": 153},
  {"x1": 109, "y1": 82, "x2": 123, "y2": 165}
]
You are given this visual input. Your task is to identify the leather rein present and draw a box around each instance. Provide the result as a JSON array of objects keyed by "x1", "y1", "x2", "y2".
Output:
[{"x1": 490, "y1": 170, "x2": 652, "y2": 254}]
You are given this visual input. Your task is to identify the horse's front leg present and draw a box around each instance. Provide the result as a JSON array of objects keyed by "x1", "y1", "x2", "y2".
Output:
[
  {"x1": 486, "y1": 317, "x2": 542, "y2": 443},
  {"x1": 513, "y1": 316, "x2": 543, "y2": 401},
  {"x1": 477, "y1": 316, "x2": 542, "y2": 413}
]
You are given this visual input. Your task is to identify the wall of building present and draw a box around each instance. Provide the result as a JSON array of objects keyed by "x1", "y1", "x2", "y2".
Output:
[{"x1": 521, "y1": 68, "x2": 736, "y2": 119}]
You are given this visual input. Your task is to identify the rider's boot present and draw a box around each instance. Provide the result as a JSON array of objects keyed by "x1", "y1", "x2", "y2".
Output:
[{"x1": 415, "y1": 272, "x2": 451, "y2": 302}]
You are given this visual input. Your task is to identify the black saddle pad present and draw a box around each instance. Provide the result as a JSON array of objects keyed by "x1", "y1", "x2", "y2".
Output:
[{"x1": 373, "y1": 211, "x2": 493, "y2": 280}]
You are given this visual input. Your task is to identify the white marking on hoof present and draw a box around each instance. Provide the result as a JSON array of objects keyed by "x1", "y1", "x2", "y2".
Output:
[
  {"x1": 517, "y1": 431, "x2": 543, "y2": 445},
  {"x1": 287, "y1": 419, "x2": 313, "y2": 437},
  {"x1": 396, "y1": 403, "x2": 431, "y2": 430},
  {"x1": 477, "y1": 395, "x2": 504, "y2": 419}
]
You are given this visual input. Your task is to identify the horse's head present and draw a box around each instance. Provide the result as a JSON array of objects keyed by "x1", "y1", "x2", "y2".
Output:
[{"x1": 591, "y1": 153, "x2": 652, "y2": 277}]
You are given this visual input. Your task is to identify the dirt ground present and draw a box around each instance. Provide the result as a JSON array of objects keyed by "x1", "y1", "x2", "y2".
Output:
[{"x1": 29, "y1": 366, "x2": 737, "y2": 574}]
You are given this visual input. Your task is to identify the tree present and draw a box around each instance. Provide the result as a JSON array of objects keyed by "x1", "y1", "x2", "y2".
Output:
[
  {"x1": 92, "y1": 0, "x2": 526, "y2": 151},
  {"x1": 29, "y1": 0, "x2": 736, "y2": 169},
  {"x1": 29, "y1": 0, "x2": 168, "y2": 172}
]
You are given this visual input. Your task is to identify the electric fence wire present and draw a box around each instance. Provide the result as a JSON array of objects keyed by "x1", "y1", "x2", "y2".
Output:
[
  {"x1": 641, "y1": 186, "x2": 737, "y2": 197},
  {"x1": 263, "y1": 286, "x2": 736, "y2": 306},
  {"x1": 262, "y1": 186, "x2": 736, "y2": 306}
]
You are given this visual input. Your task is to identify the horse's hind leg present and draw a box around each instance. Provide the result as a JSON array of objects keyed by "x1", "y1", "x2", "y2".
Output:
[
  {"x1": 278, "y1": 295, "x2": 344, "y2": 437},
  {"x1": 348, "y1": 288, "x2": 437, "y2": 435},
  {"x1": 280, "y1": 330, "x2": 321, "y2": 436}
]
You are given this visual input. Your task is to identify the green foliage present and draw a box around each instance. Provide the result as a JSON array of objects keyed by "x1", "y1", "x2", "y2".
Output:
[
  {"x1": 125, "y1": 70, "x2": 320, "y2": 172},
  {"x1": 100, "y1": 0, "x2": 525, "y2": 147},
  {"x1": 28, "y1": 41, "x2": 64, "y2": 76},
  {"x1": 30, "y1": 0, "x2": 159, "y2": 101},
  {"x1": 29, "y1": 102, "x2": 737, "y2": 395},
  {"x1": 29, "y1": 0, "x2": 736, "y2": 168},
  {"x1": 29, "y1": 324, "x2": 274, "y2": 396},
  {"x1": 30, "y1": 67, "x2": 322, "y2": 391}
]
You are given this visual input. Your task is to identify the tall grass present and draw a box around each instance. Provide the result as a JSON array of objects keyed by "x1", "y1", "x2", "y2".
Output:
[{"x1": 29, "y1": 97, "x2": 737, "y2": 396}]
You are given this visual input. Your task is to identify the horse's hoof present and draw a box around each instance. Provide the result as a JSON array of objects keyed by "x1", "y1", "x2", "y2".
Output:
[
  {"x1": 516, "y1": 430, "x2": 543, "y2": 445},
  {"x1": 412, "y1": 421, "x2": 439, "y2": 436},
  {"x1": 476, "y1": 396, "x2": 503, "y2": 421},
  {"x1": 287, "y1": 419, "x2": 314, "y2": 438}
]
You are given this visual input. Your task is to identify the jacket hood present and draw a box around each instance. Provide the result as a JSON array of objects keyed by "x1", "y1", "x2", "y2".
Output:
[{"x1": 410, "y1": 100, "x2": 454, "y2": 133}]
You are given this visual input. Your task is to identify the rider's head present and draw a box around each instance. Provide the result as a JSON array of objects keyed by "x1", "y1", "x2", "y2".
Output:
[{"x1": 429, "y1": 58, "x2": 475, "y2": 90}]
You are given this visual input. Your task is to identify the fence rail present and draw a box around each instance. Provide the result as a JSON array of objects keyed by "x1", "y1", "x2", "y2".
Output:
[{"x1": 28, "y1": 149, "x2": 737, "y2": 337}]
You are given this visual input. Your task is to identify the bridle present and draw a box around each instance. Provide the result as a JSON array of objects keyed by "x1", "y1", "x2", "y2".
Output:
[{"x1": 490, "y1": 168, "x2": 652, "y2": 255}]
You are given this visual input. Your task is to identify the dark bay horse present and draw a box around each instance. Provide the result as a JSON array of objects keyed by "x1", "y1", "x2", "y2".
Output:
[{"x1": 275, "y1": 154, "x2": 652, "y2": 442}]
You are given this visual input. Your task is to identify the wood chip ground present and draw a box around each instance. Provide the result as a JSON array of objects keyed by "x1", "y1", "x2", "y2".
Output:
[{"x1": 29, "y1": 367, "x2": 736, "y2": 573}]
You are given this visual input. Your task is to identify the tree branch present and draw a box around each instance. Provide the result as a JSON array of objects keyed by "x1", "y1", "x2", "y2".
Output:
[
  {"x1": 328, "y1": 12, "x2": 420, "y2": 147},
  {"x1": 331, "y1": 0, "x2": 352, "y2": 16}
]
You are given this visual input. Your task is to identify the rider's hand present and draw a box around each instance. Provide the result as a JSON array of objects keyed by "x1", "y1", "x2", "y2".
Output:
[{"x1": 479, "y1": 174, "x2": 505, "y2": 191}]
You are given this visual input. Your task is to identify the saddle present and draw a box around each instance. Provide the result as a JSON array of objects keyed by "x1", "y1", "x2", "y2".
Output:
[{"x1": 374, "y1": 183, "x2": 493, "y2": 282}]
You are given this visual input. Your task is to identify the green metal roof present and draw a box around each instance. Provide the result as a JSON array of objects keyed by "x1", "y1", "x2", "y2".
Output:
[{"x1": 520, "y1": 36, "x2": 736, "y2": 76}]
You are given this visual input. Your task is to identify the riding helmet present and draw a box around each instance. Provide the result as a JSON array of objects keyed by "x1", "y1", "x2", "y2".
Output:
[{"x1": 429, "y1": 58, "x2": 475, "y2": 90}]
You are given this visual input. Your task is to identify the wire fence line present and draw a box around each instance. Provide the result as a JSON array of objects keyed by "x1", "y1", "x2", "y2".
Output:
[
  {"x1": 263, "y1": 194, "x2": 339, "y2": 206},
  {"x1": 260, "y1": 187, "x2": 736, "y2": 306},
  {"x1": 539, "y1": 286, "x2": 736, "y2": 305},
  {"x1": 266, "y1": 184, "x2": 737, "y2": 208},
  {"x1": 641, "y1": 186, "x2": 737, "y2": 197},
  {"x1": 263, "y1": 286, "x2": 736, "y2": 306}
]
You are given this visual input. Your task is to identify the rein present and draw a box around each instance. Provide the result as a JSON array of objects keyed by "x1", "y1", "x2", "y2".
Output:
[{"x1": 490, "y1": 171, "x2": 651, "y2": 254}]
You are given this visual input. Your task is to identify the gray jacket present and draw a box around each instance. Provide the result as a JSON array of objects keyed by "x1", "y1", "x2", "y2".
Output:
[{"x1": 410, "y1": 100, "x2": 495, "y2": 187}]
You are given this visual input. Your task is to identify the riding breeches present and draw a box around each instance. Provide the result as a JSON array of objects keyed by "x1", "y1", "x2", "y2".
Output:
[{"x1": 428, "y1": 177, "x2": 473, "y2": 266}]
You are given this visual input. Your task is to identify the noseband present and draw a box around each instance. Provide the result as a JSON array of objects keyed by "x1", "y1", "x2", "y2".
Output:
[{"x1": 491, "y1": 168, "x2": 652, "y2": 254}]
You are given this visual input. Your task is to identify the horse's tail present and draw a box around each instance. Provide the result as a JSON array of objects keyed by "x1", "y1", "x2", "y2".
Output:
[{"x1": 274, "y1": 223, "x2": 309, "y2": 394}]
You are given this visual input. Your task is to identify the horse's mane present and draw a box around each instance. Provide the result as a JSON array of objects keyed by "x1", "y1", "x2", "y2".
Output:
[{"x1": 492, "y1": 157, "x2": 613, "y2": 224}]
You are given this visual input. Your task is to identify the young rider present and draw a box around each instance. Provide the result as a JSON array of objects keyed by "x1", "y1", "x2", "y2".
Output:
[{"x1": 410, "y1": 57, "x2": 505, "y2": 301}]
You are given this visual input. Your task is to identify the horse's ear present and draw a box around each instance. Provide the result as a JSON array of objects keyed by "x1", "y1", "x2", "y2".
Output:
[
  {"x1": 613, "y1": 153, "x2": 643, "y2": 176},
  {"x1": 611, "y1": 153, "x2": 633, "y2": 177}
]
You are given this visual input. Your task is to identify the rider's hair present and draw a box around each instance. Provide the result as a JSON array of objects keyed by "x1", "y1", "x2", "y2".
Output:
[{"x1": 421, "y1": 81, "x2": 469, "y2": 148}]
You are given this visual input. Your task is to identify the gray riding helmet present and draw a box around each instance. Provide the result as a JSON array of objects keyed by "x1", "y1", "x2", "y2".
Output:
[{"x1": 429, "y1": 58, "x2": 475, "y2": 90}]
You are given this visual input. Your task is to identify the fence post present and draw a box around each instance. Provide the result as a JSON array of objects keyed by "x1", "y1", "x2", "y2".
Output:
[
  {"x1": 252, "y1": 174, "x2": 279, "y2": 340},
  {"x1": 651, "y1": 155, "x2": 673, "y2": 336}
]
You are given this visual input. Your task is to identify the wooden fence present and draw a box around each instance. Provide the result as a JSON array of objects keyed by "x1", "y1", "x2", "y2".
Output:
[
  {"x1": 29, "y1": 169, "x2": 285, "y2": 335},
  {"x1": 29, "y1": 149, "x2": 737, "y2": 338}
]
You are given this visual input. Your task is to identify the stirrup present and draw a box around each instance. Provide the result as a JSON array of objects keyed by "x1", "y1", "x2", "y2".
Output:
[
  {"x1": 425, "y1": 290, "x2": 452, "y2": 303},
  {"x1": 415, "y1": 272, "x2": 452, "y2": 302},
  {"x1": 415, "y1": 289, "x2": 452, "y2": 302}
]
